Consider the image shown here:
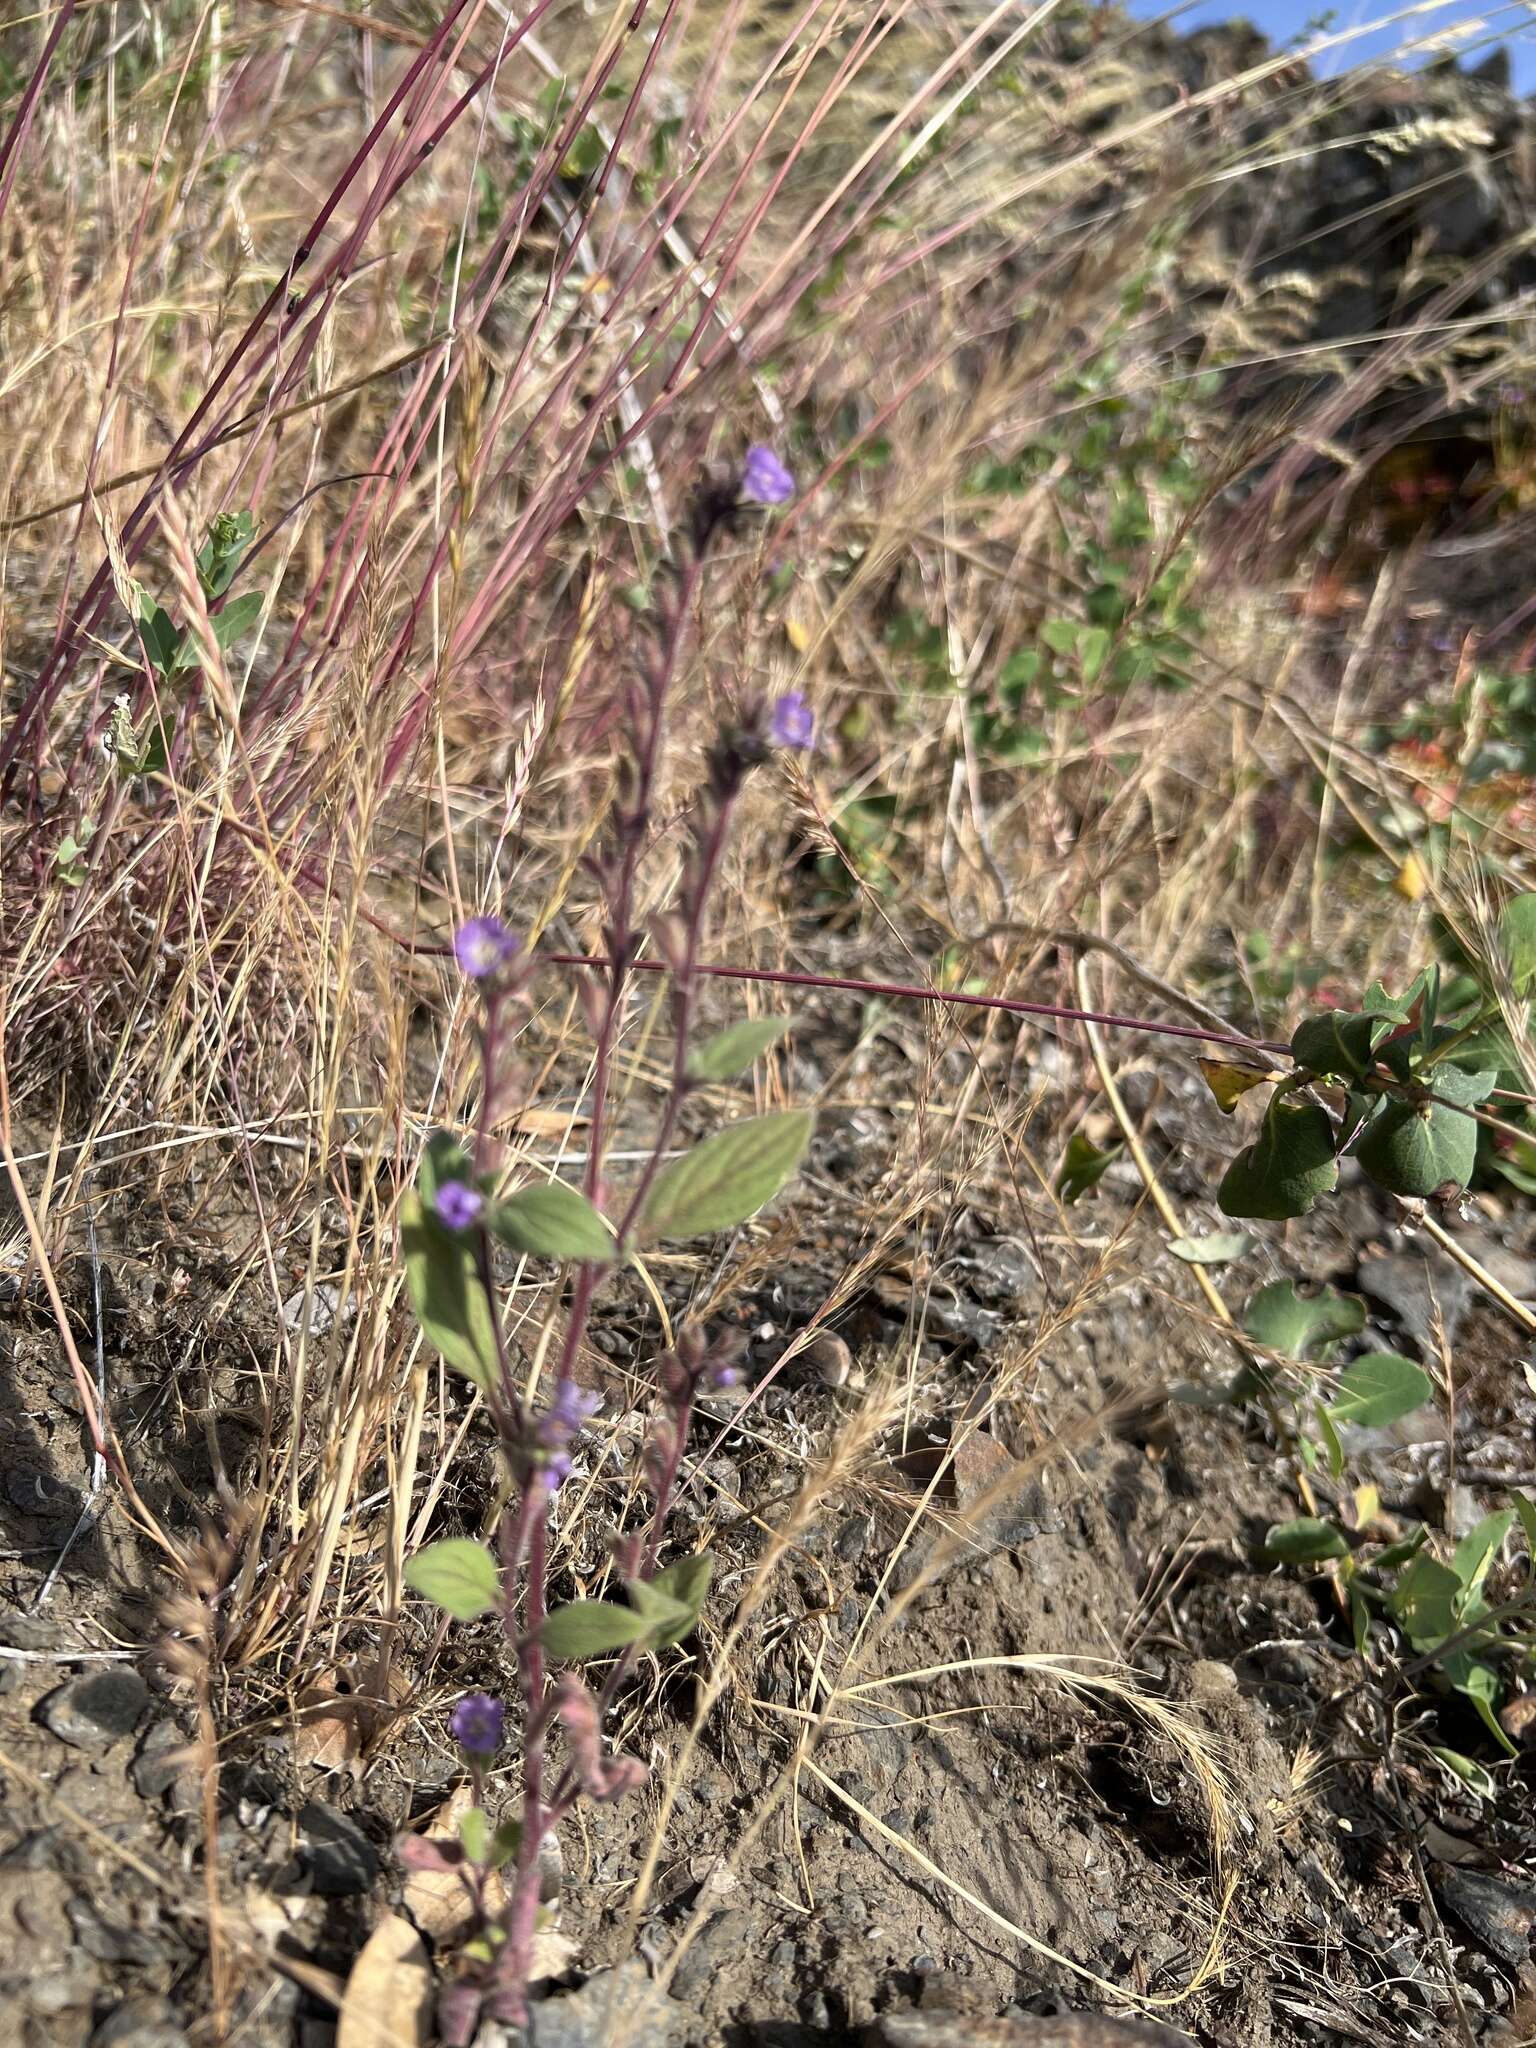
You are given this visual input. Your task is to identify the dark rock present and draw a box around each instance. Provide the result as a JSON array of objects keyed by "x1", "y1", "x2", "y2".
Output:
[
  {"x1": 67, "y1": 1896, "x2": 166, "y2": 1966},
  {"x1": 836, "y1": 1513, "x2": 873, "y2": 1562},
  {"x1": 1436, "y1": 1867, "x2": 1536, "y2": 1969},
  {"x1": 668, "y1": 1909, "x2": 752, "y2": 2004},
  {"x1": 38, "y1": 1668, "x2": 149, "y2": 1749},
  {"x1": 294, "y1": 1801, "x2": 378, "y2": 1897},
  {"x1": 26, "y1": 1960, "x2": 101, "y2": 2018},
  {"x1": 131, "y1": 1722, "x2": 189, "y2": 1801},
  {"x1": 1358, "y1": 1250, "x2": 1469, "y2": 1353},
  {"x1": 90, "y1": 1997, "x2": 189, "y2": 2048}
]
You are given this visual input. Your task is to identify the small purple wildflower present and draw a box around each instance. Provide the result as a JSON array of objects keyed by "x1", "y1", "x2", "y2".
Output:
[
  {"x1": 450, "y1": 1692, "x2": 505, "y2": 1756},
  {"x1": 454, "y1": 916, "x2": 520, "y2": 981},
  {"x1": 710, "y1": 1363, "x2": 742, "y2": 1390},
  {"x1": 771, "y1": 692, "x2": 815, "y2": 750},
  {"x1": 740, "y1": 445, "x2": 794, "y2": 507},
  {"x1": 535, "y1": 1380, "x2": 601, "y2": 1489},
  {"x1": 435, "y1": 1181, "x2": 485, "y2": 1231}
]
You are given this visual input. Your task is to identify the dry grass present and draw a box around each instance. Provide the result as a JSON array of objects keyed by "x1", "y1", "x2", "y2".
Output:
[{"x1": 2, "y1": 0, "x2": 1535, "y2": 2038}]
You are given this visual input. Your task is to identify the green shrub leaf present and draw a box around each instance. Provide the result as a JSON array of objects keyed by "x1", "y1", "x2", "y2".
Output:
[
  {"x1": 645, "y1": 1552, "x2": 713, "y2": 1645},
  {"x1": 1243, "y1": 1279, "x2": 1364, "y2": 1360},
  {"x1": 405, "y1": 1538, "x2": 501, "y2": 1620},
  {"x1": 542, "y1": 1601, "x2": 653, "y2": 1661},
  {"x1": 1218, "y1": 1099, "x2": 1338, "y2": 1220},
  {"x1": 687, "y1": 1016, "x2": 795, "y2": 1082},
  {"x1": 212, "y1": 589, "x2": 264, "y2": 650},
  {"x1": 641, "y1": 1110, "x2": 814, "y2": 1239},
  {"x1": 1499, "y1": 892, "x2": 1536, "y2": 992},
  {"x1": 1430, "y1": 1746, "x2": 1496, "y2": 1799},
  {"x1": 489, "y1": 1182, "x2": 616, "y2": 1263},
  {"x1": 459, "y1": 1807, "x2": 490, "y2": 1865},
  {"x1": 1290, "y1": 1010, "x2": 1388, "y2": 1081},
  {"x1": 1325, "y1": 1351, "x2": 1434, "y2": 1430},
  {"x1": 1355, "y1": 1084, "x2": 1489, "y2": 1200},
  {"x1": 1387, "y1": 1554, "x2": 1461, "y2": 1649},
  {"x1": 1265, "y1": 1517, "x2": 1348, "y2": 1563},
  {"x1": 1056, "y1": 1131, "x2": 1122, "y2": 1204},
  {"x1": 1453, "y1": 1509, "x2": 1514, "y2": 1603}
]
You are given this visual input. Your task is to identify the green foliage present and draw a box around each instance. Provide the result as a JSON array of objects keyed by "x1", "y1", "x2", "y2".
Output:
[
  {"x1": 53, "y1": 819, "x2": 96, "y2": 888},
  {"x1": 687, "y1": 1015, "x2": 795, "y2": 1082},
  {"x1": 1242, "y1": 1279, "x2": 1364, "y2": 1360},
  {"x1": 405, "y1": 1539, "x2": 501, "y2": 1620},
  {"x1": 1167, "y1": 1232, "x2": 1256, "y2": 1265},
  {"x1": 402, "y1": 1134, "x2": 500, "y2": 1388},
  {"x1": 1219, "y1": 1097, "x2": 1339, "y2": 1220},
  {"x1": 1056, "y1": 1131, "x2": 1122, "y2": 1204},
  {"x1": 489, "y1": 1182, "x2": 616, "y2": 1263},
  {"x1": 112, "y1": 506, "x2": 261, "y2": 687},
  {"x1": 1265, "y1": 1517, "x2": 1349, "y2": 1563},
  {"x1": 640, "y1": 1110, "x2": 814, "y2": 1239},
  {"x1": 543, "y1": 1549, "x2": 714, "y2": 1661},
  {"x1": 1325, "y1": 1352, "x2": 1434, "y2": 1430}
]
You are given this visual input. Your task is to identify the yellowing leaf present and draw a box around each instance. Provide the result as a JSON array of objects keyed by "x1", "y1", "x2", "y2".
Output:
[
  {"x1": 785, "y1": 617, "x2": 810, "y2": 653},
  {"x1": 1394, "y1": 852, "x2": 1428, "y2": 902},
  {"x1": 1197, "y1": 1058, "x2": 1276, "y2": 1115}
]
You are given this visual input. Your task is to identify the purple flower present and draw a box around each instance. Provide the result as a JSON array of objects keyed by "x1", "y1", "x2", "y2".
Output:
[
  {"x1": 435, "y1": 1181, "x2": 485, "y2": 1231},
  {"x1": 450, "y1": 1692, "x2": 505, "y2": 1755},
  {"x1": 771, "y1": 692, "x2": 815, "y2": 750},
  {"x1": 535, "y1": 1380, "x2": 601, "y2": 1489},
  {"x1": 740, "y1": 445, "x2": 794, "y2": 507},
  {"x1": 454, "y1": 916, "x2": 520, "y2": 981}
]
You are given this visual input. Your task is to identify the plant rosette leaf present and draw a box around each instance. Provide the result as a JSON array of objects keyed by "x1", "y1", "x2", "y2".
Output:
[
  {"x1": 1243, "y1": 1279, "x2": 1365, "y2": 1361},
  {"x1": 687, "y1": 1015, "x2": 795, "y2": 1082},
  {"x1": 642, "y1": 1552, "x2": 713, "y2": 1646},
  {"x1": 488, "y1": 1182, "x2": 616, "y2": 1263},
  {"x1": 1325, "y1": 1351, "x2": 1434, "y2": 1431},
  {"x1": 404, "y1": 1539, "x2": 501, "y2": 1621},
  {"x1": 1387, "y1": 1554, "x2": 1462, "y2": 1651},
  {"x1": 640, "y1": 1110, "x2": 814, "y2": 1240},
  {"x1": 1218, "y1": 1098, "x2": 1339, "y2": 1221}
]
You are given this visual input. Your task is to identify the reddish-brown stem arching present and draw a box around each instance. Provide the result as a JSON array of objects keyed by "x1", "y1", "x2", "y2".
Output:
[{"x1": 498, "y1": 1487, "x2": 549, "y2": 2022}]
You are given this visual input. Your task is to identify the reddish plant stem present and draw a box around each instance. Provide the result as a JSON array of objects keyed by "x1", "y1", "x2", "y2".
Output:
[
  {"x1": 547, "y1": 952, "x2": 1288, "y2": 1056},
  {"x1": 498, "y1": 1489, "x2": 549, "y2": 2022}
]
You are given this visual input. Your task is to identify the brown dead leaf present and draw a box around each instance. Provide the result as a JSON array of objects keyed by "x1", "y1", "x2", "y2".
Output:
[
  {"x1": 337, "y1": 1913, "x2": 431, "y2": 2048},
  {"x1": 400, "y1": 1785, "x2": 497, "y2": 1944},
  {"x1": 295, "y1": 1661, "x2": 409, "y2": 1772}
]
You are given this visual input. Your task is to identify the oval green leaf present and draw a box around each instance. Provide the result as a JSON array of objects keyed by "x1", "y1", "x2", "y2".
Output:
[
  {"x1": 1218, "y1": 1099, "x2": 1338, "y2": 1221},
  {"x1": 1243, "y1": 1279, "x2": 1365, "y2": 1361},
  {"x1": 401, "y1": 1191, "x2": 499, "y2": 1390},
  {"x1": 489, "y1": 1181, "x2": 616, "y2": 1263},
  {"x1": 404, "y1": 1538, "x2": 501, "y2": 1620},
  {"x1": 687, "y1": 1016, "x2": 795, "y2": 1083},
  {"x1": 541, "y1": 1600, "x2": 653, "y2": 1661},
  {"x1": 1264, "y1": 1517, "x2": 1348, "y2": 1563},
  {"x1": 1326, "y1": 1351, "x2": 1434, "y2": 1431},
  {"x1": 1167, "y1": 1231, "x2": 1256, "y2": 1266},
  {"x1": 640, "y1": 1110, "x2": 814, "y2": 1240}
]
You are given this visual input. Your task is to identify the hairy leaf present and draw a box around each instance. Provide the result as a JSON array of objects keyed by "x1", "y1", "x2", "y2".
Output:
[
  {"x1": 405, "y1": 1539, "x2": 501, "y2": 1621},
  {"x1": 541, "y1": 1601, "x2": 652, "y2": 1661},
  {"x1": 489, "y1": 1182, "x2": 616, "y2": 1263},
  {"x1": 641, "y1": 1110, "x2": 814, "y2": 1240},
  {"x1": 401, "y1": 1192, "x2": 499, "y2": 1390},
  {"x1": 1218, "y1": 1099, "x2": 1338, "y2": 1220},
  {"x1": 1290, "y1": 1010, "x2": 1388, "y2": 1082},
  {"x1": 687, "y1": 1016, "x2": 795, "y2": 1082},
  {"x1": 1265, "y1": 1517, "x2": 1348, "y2": 1563}
]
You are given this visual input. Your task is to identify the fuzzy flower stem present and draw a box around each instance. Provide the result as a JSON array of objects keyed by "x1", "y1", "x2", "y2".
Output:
[{"x1": 497, "y1": 1487, "x2": 549, "y2": 2022}]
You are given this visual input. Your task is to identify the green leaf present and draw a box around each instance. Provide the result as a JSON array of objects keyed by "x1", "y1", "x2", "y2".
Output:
[
  {"x1": 488, "y1": 1820, "x2": 522, "y2": 1870},
  {"x1": 1430, "y1": 1746, "x2": 1496, "y2": 1799},
  {"x1": 640, "y1": 1110, "x2": 814, "y2": 1240},
  {"x1": 1265, "y1": 1517, "x2": 1348, "y2": 1563},
  {"x1": 401, "y1": 1190, "x2": 499, "y2": 1390},
  {"x1": 541, "y1": 1601, "x2": 653, "y2": 1661},
  {"x1": 1453, "y1": 1510, "x2": 1514, "y2": 1604},
  {"x1": 1355, "y1": 1074, "x2": 1490, "y2": 1199},
  {"x1": 625, "y1": 1579, "x2": 693, "y2": 1640},
  {"x1": 489, "y1": 1182, "x2": 616, "y2": 1263},
  {"x1": 405, "y1": 1538, "x2": 501, "y2": 1621},
  {"x1": 1243, "y1": 1279, "x2": 1365, "y2": 1361},
  {"x1": 1079, "y1": 625, "x2": 1112, "y2": 682},
  {"x1": 1500, "y1": 892, "x2": 1536, "y2": 992},
  {"x1": 1388, "y1": 1554, "x2": 1461, "y2": 1649},
  {"x1": 211, "y1": 589, "x2": 264, "y2": 649},
  {"x1": 1443, "y1": 1654, "x2": 1517, "y2": 1757},
  {"x1": 1041, "y1": 618, "x2": 1080, "y2": 655},
  {"x1": 1372, "y1": 1525, "x2": 1429, "y2": 1571},
  {"x1": 1314, "y1": 1402, "x2": 1345, "y2": 1482},
  {"x1": 1290, "y1": 1010, "x2": 1388, "y2": 1082},
  {"x1": 1349, "y1": 1589, "x2": 1372, "y2": 1655},
  {"x1": 643, "y1": 1552, "x2": 713, "y2": 1646},
  {"x1": 196, "y1": 508, "x2": 255, "y2": 597},
  {"x1": 687, "y1": 1016, "x2": 795, "y2": 1082},
  {"x1": 1167, "y1": 1231, "x2": 1256, "y2": 1265},
  {"x1": 1056, "y1": 1131, "x2": 1123, "y2": 1205},
  {"x1": 1511, "y1": 1489, "x2": 1536, "y2": 1566},
  {"x1": 1218, "y1": 1099, "x2": 1339, "y2": 1221},
  {"x1": 459, "y1": 1806, "x2": 490, "y2": 1865},
  {"x1": 137, "y1": 601, "x2": 181, "y2": 677},
  {"x1": 1325, "y1": 1352, "x2": 1434, "y2": 1430}
]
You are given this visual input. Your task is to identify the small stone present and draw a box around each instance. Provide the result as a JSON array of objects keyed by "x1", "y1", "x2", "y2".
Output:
[
  {"x1": 770, "y1": 1939, "x2": 797, "y2": 1968},
  {"x1": 1499, "y1": 1691, "x2": 1536, "y2": 1748},
  {"x1": 26, "y1": 1962, "x2": 100, "y2": 2017},
  {"x1": 38, "y1": 1668, "x2": 149, "y2": 1749},
  {"x1": 1358, "y1": 1250, "x2": 1469, "y2": 1353},
  {"x1": 90, "y1": 1996, "x2": 189, "y2": 2048},
  {"x1": 67, "y1": 1897, "x2": 165, "y2": 1966},
  {"x1": 808, "y1": 1334, "x2": 854, "y2": 1387},
  {"x1": 530, "y1": 1960, "x2": 680, "y2": 2046},
  {"x1": 131, "y1": 1722, "x2": 189, "y2": 1800},
  {"x1": 836, "y1": 1514, "x2": 873, "y2": 1562},
  {"x1": 294, "y1": 1802, "x2": 378, "y2": 1897}
]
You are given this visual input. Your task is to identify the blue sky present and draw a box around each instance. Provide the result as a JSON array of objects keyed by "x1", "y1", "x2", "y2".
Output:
[{"x1": 1130, "y1": 0, "x2": 1536, "y2": 90}]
